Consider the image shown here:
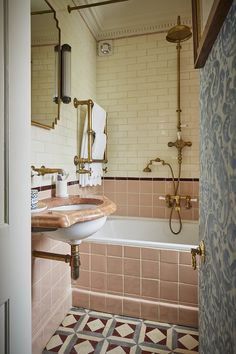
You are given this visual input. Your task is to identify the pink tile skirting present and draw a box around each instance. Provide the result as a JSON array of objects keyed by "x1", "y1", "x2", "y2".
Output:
[
  {"x1": 72, "y1": 243, "x2": 199, "y2": 328},
  {"x1": 72, "y1": 288, "x2": 198, "y2": 328}
]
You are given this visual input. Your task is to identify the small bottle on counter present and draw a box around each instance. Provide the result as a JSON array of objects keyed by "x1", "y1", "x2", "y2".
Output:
[{"x1": 55, "y1": 173, "x2": 68, "y2": 197}]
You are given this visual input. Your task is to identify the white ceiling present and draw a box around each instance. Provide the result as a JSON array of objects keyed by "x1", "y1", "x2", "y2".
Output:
[
  {"x1": 73, "y1": 0, "x2": 192, "y2": 40},
  {"x1": 31, "y1": 0, "x2": 50, "y2": 11}
]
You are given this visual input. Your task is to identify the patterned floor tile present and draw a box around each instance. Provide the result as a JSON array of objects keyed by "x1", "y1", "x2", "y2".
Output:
[
  {"x1": 43, "y1": 333, "x2": 74, "y2": 353},
  {"x1": 70, "y1": 335, "x2": 103, "y2": 354},
  {"x1": 107, "y1": 317, "x2": 142, "y2": 344},
  {"x1": 42, "y1": 307, "x2": 199, "y2": 354},
  {"x1": 138, "y1": 321, "x2": 173, "y2": 351},
  {"x1": 100, "y1": 340, "x2": 138, "y2": 354},
  {"x1": 172, "y1": 325, "x2": 199, "y2": 353}
]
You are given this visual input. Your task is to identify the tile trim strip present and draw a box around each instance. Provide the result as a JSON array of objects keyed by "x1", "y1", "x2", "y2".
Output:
[{"x1": 32, "y1": 177, "x2": 199, "y2": 191}]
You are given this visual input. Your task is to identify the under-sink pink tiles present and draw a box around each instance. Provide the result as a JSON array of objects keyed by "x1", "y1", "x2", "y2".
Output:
[
  {"x1": 72, "y1": 242, "x2": 199, "y2": 328},
  {"x1": 32, "y1": 233, "x2": 72, "y2": 354}
]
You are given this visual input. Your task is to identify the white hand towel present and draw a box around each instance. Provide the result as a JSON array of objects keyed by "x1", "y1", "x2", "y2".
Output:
[
  {"x1": 92, "y1": 133, "x2": 107, "y2": 159},
  {"x1": 92, "y1": 102, "x2": 106, "y2": 133}
]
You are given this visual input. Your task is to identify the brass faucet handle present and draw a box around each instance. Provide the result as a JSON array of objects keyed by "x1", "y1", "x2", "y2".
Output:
[
  {"x1": 76, "y1": 166, "x2": 92, "y2": 176},
  {"x1": 74, "y1": 155, "x2": 79, "y2": 166},
  {"x1": 185, "y1": 141, "x2": 192, "y2": 147},
  {"x1": 165, "y1": 194, "x2": 172, "y2": 208},
  {"x1": 191, "y1": 241, "x2": 206, "y2": 270},
  {"x1": 168, "y1": 141, "x2": 175, "y2": 147},
  {"x1": 185, "y1": 195, "x2": 192, "y2": 209},
  {"x1": 191, "y1": 248, "x2": 198, "y2": 270}
]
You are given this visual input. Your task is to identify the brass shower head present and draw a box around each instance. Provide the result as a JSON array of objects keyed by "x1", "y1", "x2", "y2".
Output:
[{"x1": 166, "y1": 16, "x2": 192, "y2": 43}]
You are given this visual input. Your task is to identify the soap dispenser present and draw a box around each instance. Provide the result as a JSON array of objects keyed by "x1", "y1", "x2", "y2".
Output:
[{"x1": 55, "y1": 173, "x2": 68, "y2": 197}]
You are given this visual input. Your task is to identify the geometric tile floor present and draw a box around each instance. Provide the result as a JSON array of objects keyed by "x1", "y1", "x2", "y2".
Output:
[{"x1": 43, "y1": 307, "x2": 199, "y2": 354}]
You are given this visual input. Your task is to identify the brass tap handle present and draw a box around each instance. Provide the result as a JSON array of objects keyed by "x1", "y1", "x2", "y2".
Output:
[
  {"x1": 191, "y1": 249, "x2": 198, "y2": 270},
  {"x1": 74, "y1": 155, "x2": 79, "y2": 166},
  {"x1": 168, "y1": 142, "x2": 175, "y2": 147},
  {"x1": 76, "y1": 167, "x2": 92, "y2": 176},
  {"x1": 165, "y1": 194, "x2": 172, "y2": 208},
  {"x1": 191, "y1": 241, "x2": 206, "y2": 270},
  {"x1": 174, "y1": 195, "x2": 180, "y2": 211},
  {"x1": 185, "y1": 141, "x2": 192, "y2": 147},
  {"x1": 185, "y1": 195, "x2": 192, "y2": 209}
]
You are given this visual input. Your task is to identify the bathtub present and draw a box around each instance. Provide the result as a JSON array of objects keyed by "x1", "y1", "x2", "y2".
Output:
[
  {"x1": 74, "y1": 216, "x2": 199, "y2": 327},
  {"x1": 88, "y1": 216, "x2": 199, "y2": 251}
]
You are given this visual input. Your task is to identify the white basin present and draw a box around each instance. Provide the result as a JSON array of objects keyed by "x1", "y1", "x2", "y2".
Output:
[
  {"x1": 45, "y1": 202, "x2": 107, "y2": 245},
  {"x1": 45, "y1": 215, "x2": 107, "y2": 245},
  {"x1": 31, "y1": 196, "x2": 116, "y2": 245},
  {"x1": 49, "y1": 204, "x2": 97, "y2": 212}
]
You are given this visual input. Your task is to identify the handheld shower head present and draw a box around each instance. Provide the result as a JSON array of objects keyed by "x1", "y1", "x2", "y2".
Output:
[{"x1": 143, "y1": 165, "x2": 152, "y2": 173}]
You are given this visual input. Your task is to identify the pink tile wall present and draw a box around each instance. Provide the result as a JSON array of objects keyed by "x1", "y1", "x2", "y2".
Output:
[
  {"x1": 32, "y1": 233, "x2": 72, "y2": 354},
  {"x1": 36, "y1": 177, "x2": 199, "y2": 221},
  {"x1": 32, "y1": 189, "x2": 73, "y2": 354},
  {"x1": 72, "y1": 243, "x2": 199, "y2": 328},
  {"x1": 103, "y1": 179, "x2": 199, "y2": 220}
]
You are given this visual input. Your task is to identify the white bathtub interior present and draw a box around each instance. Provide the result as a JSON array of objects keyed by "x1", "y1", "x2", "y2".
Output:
[{"x1": 88, "y1": 216, "x2": 199, "y2": 251}]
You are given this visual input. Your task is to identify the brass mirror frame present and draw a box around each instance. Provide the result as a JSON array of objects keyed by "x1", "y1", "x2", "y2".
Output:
[
  {"x1": 31, "y1": 0, "x2": 61, "y2": 130},
  {"x1": 192, "y1": 0, "x2": 233, "y2": 68}
]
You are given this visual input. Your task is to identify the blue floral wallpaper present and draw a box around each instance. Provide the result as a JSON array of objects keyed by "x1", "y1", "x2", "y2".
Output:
[{"x1": 199, "y1": 2, "x2": 236, "y2": 353}]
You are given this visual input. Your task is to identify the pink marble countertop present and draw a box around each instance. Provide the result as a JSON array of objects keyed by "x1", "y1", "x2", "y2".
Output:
[{"x1": 31, "y1": 195, "x2": 116, "y2": 229}]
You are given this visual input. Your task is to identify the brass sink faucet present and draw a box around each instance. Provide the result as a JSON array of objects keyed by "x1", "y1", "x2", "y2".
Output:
[{"x1": 31, "y1": 165, "x2": 65, "y2": 177}]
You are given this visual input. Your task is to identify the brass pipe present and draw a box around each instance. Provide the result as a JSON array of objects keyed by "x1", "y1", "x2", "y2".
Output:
[
  {"x1": 32, "y1": 250, "x2": 71, "y2": 263},
  {"x1": 73, "y1": 98, "x2": 94, "y2": 108},
  {"x1": 87, "y1": 100, "x2": 93, "y2": 163},
  {"x1": 70, "y1": 245, "x2": 80, "y2": 280},
  {"x1": 33, "y1": 245, "x2": 81, "y2": 280},
  {"x1": 31, "y1": 10, "x2": 53, "y2": 15},
  {"x1": 176, "y1": 41, "x2": 181, "y2": 132},
  {"x1": 68, "y1": 0, "x2": 129, "y2": 13},
  {"x1": 73, "y1": 98, "x2": 94, "y2": 164}
]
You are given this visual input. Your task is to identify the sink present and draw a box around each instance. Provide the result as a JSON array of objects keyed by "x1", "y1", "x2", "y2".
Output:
[
  {"x1": 45, "y1": 215, "x2": 107, "y2": 245},
  {"x1": 31, "y1": 196, "x2": 116, "y2": 245},
  {"x1": 49, "y1": 204, "x2": 97, "y2": 212}
]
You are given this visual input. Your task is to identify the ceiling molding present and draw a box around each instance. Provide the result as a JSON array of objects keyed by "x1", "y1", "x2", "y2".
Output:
[
  {"x1": 96, "y1": 18, "x2": 192, "y2": 40},
  {"x1": 74, "y1": 0, "x2": 192, "y2": 41}
]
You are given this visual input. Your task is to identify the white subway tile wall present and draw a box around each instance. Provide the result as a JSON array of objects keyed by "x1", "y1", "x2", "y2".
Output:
[
  {"x1": 96, "y1": 34, "x2": 199, "y2": 178},
  {"x1": 31, "y1": 0, "x2": 97, "y2": 186}
]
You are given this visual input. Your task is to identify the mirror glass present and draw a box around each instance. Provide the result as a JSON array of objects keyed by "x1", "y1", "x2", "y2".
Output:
[{"x1": 31, "y1": 0, "x2": 60, "y2": 129}]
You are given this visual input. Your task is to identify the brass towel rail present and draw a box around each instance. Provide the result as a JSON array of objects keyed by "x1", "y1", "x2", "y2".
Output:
[{"x1": 73, "y1": 98, "x2": 108, "y2": 175}]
